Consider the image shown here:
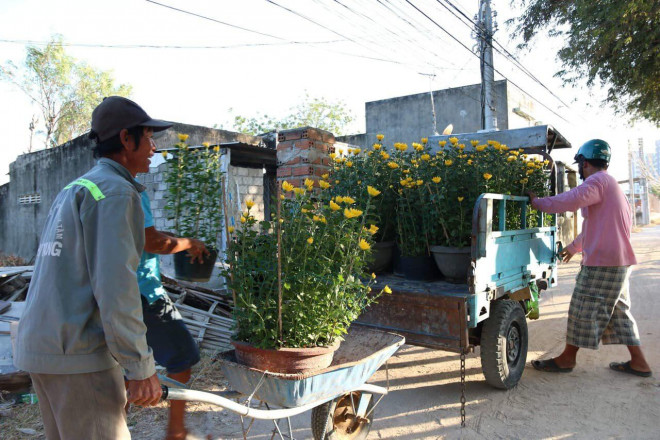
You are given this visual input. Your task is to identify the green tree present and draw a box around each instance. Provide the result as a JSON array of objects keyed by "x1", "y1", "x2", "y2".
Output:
[
  {"x1": 510, "y1": 1, "x2": 660, "y2": 125},
  {"x1": 231, "y1": 92, "x2": 355, "y2": 135},
  {"x1": 0, "y1": 36, "x2": 132, "y2": 148}
]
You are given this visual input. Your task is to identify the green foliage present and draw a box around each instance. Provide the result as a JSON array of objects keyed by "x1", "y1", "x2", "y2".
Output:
[
  {"x1": 231, "y1": 92, "x2": 355, "y2": 135},
  {"x1": 223, "y1": 180, "x2": 388, "y2": 349},
  {"x1": 329, "y1": 137, "x2": 550, "y2": 255},
  {"x1": 510, "y1": 0, "x2": 660, "y2": 125},
  {"x1": 0, "y1": 35, "x2": 132, "y2": 148},
  {"x1": 164, "y1": 135, "x2": 224, "y2": 249},
  {"x1": 327, "y1": 139, "x2": 399, "y2": 243}
]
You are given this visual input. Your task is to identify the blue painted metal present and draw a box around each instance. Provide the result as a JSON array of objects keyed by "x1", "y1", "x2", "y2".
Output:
[
  {"x1": 219, "y1": 327, "x2": 405, "y2": 408},
  {"x1": 468, "y1": 194, "x2": 557, "y2": 327}
]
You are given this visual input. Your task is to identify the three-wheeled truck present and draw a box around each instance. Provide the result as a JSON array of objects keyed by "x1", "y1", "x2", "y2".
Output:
[{"x1": 356, "y1": 125, "x2": 572, "y2": 394}]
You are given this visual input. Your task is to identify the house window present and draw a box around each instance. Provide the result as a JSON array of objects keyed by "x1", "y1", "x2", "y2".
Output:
[{"x1": 18, "y1": 193, "x2": 41, "y2": 205}]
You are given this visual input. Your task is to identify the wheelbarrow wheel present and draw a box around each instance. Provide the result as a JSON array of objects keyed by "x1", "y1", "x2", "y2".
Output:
[
  {"x1": 480, "y1": 300, "x2": 528, "y2": 389},
  {"x1": 311, "y1": 391, "x2": 374, "y2": 440}
]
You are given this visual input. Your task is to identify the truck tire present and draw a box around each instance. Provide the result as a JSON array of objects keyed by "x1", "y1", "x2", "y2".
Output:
[
  {"x1": 480, "y1": 300, "x2": 528, "y2": 389},
  {"x1": 311, "y1": 392, "x2": 374, "y2": 440}
]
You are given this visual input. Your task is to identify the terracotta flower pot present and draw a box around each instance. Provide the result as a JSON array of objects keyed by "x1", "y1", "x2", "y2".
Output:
[{"x1": 231, "y1": 339, "x2": 341, "y2": 374}]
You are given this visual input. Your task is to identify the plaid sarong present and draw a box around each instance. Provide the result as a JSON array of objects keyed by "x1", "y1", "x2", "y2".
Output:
[{"x1": 566, "y1": 266, "x2": 641, "y2": 349}]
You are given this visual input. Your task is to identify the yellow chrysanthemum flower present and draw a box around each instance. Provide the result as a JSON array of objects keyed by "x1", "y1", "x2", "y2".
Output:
[
  {"x1": 304, "y1": 178, "x2": 315, "y2": 189},
  {"x1": 380, "y1": 151, "x2": 390, "y2": 160},
  {"x1": 213, "y1": 146, "x2": 220, "y2": 152},
  {"x1": 432, "y1": 176, "x2": 441, "y2": 183},
  {"x1": 161, "y1": 151, "x2": 168, "y2": 159},
  {"x1": 367, "y1": 186, "x2": 381, "y2": 197},
  {"x1": 245, "y1": 199, "x2": 255, "y2": 209},
  {"x1": 321, "y1": 173, "x2": 329, "y2": 179},
  {"x1": 458, "y1": 196, "x2": 464, "y2": 202},
  {"x1": 483, "y1": 173, "x2": 493, "y2": 180},
  {"x1": 438, "y1": 140, "x2": 447, "y2": 147},
  {"x1": 527, "y1": 162, "x2": 535, "y2": 168},
  {"x1": 344, "y1": 208, "x2": 363, "y2": 219},
  {"x1": 376, "y1": 134, "x2": 385, "y2": 141},
  {"x1": 449, "y1": 137, "x2": 458, "y2": 144},
  {"x1": 416, "y1": 179, "x2": 423, "y2": 186},
  {"x1": 400, "y1": 179, "x2": 409, "y2": 187},
  {"x1": 520, "y1": 178, "x2": 529, "y2": 184},
  {"x1": 383, "y1": 285, "x2": 392, "y2": 294},
  {"x1": 319, "y1": 180, "x2": 330, "y2": 189},
  {"x1": 445, "y1": 159, "x2": 453, "y2": 166},
  {"x1": 421, "y1": 154, "x2": 431, "y2": 161},
  {"x1": 467, "y1": 159, "x2": 473, "y2": 165},
  {"x1": 371, "y1": 273, "x2": 377, "y2": 279},
  {"x1": 507, "y1": 156, "x2": 517, "y2": 162},
  {"x1": 202, "y1": 142, "x2": 210, "y2": 148},
  {"x1": 282, "y1": 181, "x2": 294, "y2": 192},
  {"x1": 470, "y1": 140, "x2": 479, "y2": 146},
  {"x1": 346, "y1": 161, "x2": 353, "y2": 167},
  {"x1": 476, "y1": 145, "x2": 487, "y2": 152},
  {"x1": 177, "y1": 133, "x2": 189, "y2": 142},
  {"x1": 387, "y1": 162, "x2": 399, "y2": 169},
  {"x1": 280, "y1": 194, "x2": 285, "y2": 200},
  {"x1": 228, "y1": 226, "x2": 235, "y2": 233},
  {"x1": 342, "y1": 196, "x2": 356, "y2": 204},
  {"x1": 526, "y1": 169, "x2": 534, "y2": 175},
  {"x1": 240, "y1": 216, "x2": 247, "y2": 224},
  {"x1": 368, "y1": 224, "x2": 379, "y2": 235},
  {"x1": 373, "y1": 144, "x2": 382, "y2": 151},
  {"x1": 358, "y1": 239, "x2": 371, "y2": 251},
  {"x1": 329, "y1": 153, "x2": 337, "y2": 159},
  {"x1": 329, "y1": 200, "x2": 341, "y2": 211},
  {"x1": 292, "y1": 187, "x2": 305, "y2": 195},
  {"x1": 307, "y1": 237, "x2": 314, "y2": 244},
  {"x1": 421, "y1": 137, "x2": 428, "y2": 144}
]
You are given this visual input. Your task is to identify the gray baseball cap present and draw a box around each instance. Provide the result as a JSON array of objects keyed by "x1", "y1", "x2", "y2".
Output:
[{"x1": 90, "y1": 96, "x2": 172, "y2": 142}]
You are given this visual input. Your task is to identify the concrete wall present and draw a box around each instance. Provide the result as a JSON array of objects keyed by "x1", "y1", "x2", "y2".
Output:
[
  {"x1": 0, "y1": 123, "x2": 264, "y2": 261},
  {"x1": 338, "y1": 80, "x2": 537, "y2": 149},
  {"x1": 0, "y1": 138, "x2": 97, "y2": 260}
]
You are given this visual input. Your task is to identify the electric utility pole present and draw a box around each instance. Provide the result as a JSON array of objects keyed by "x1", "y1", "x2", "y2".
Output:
[{"x1": 477, "y1": 0, "x2": 497, "y2": 131}]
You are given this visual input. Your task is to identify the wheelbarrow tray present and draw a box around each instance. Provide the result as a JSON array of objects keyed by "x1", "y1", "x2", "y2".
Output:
[{"x1": 218, "y1": 326, "x2": 404, "y2": 408}]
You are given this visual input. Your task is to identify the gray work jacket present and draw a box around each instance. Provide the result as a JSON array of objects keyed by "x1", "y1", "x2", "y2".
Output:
[{"x1": 14, "y1": 158, "x2": 156, "y2": 380}]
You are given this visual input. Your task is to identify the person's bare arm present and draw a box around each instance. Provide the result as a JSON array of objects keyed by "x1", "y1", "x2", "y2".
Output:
[{"x1": 144, "y1": 226, "x2": 208, "y2": 263}]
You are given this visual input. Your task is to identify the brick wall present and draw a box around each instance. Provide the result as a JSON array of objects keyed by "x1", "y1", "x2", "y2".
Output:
[{"x1": 276, "y1": 127, "x2": 335, "y2": 193}]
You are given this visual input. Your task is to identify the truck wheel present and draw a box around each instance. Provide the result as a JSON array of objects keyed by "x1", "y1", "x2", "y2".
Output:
[
  {"x1": 311, "y1": 392, "x2": 374, "y2": 440},
  {"x1": 480, "y1": 300, "x2": 528, "y2": 389}
]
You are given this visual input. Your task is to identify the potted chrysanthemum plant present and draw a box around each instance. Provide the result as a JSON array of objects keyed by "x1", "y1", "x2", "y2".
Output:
[
  {"x1": 163, "y1": 133, "x2": 224, "y2": 282},
  {"x1": 222, "y1": 178, "x2": 391, "y2": 373}
]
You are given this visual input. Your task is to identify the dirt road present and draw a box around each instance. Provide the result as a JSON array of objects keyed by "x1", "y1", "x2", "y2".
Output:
[{"x1": 172, "y1": 225, "x2": 659, "y2": 440}]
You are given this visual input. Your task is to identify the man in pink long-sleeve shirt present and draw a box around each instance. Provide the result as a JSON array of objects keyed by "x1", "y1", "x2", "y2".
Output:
[{"x1": 527, "y1": 139, "x2": 651, "y2": 377}]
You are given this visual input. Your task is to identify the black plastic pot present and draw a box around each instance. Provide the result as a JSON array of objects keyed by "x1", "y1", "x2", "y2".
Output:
[
  {"x1": 173, "y1": 248, "x2": 218, "y2": 282},
  {"x1": 399, "y1": 255, "x2": 440, "y2": 281}
]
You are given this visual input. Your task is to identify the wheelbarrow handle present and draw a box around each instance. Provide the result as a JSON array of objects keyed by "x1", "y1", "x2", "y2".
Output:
[{"x1": 160, "y1": 385, "x2": 169, "y2": 401}]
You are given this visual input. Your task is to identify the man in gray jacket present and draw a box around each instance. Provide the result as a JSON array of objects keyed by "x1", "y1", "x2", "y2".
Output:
[{"x1": 14, "y1": 96, "x2": 171, "y2": 440}]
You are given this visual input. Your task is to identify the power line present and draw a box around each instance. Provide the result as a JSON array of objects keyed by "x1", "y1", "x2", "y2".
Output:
[
  {"x1": 146, "y1": 0, "x2": 289, "y2": 41},
  {"x1": 435, "y1": 0, "x2": 573, "y2": 110},
  {"x1": 0, "y1": 38, "x2": 342, "y2": 50},
  {"x1": 402, "y1": 0, "x2": 570, "y2": 124}
]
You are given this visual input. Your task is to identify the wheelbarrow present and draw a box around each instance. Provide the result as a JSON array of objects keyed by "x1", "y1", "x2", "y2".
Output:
[{"x1": 161, "y1": 326, "x2": 405, "y2": 439}]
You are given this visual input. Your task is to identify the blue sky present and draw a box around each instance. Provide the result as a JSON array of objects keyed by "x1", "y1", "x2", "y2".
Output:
[{"x1": 1, "y1": 0, "x2": 658, "y2": 184}]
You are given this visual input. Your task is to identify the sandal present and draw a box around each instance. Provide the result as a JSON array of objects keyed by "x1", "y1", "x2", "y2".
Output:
[
  {"x1": 532, "y1": 358, "x2": 573, "y2": 373},
  {"x1": 609, "y1": 361, "x2": 652, "y2": 377}
]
